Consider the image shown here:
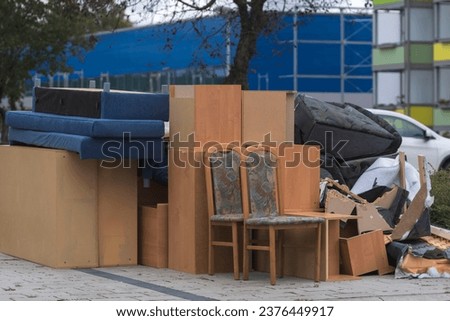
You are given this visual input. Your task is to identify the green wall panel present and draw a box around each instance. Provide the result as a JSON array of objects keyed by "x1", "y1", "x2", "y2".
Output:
[
  {"x1": 410, "y1": 44, "x2": 433, "y2": 64},
  {"x1": 434, "y1": 108, "x2": 450, "y2": 127},
  {"x1": 373, "y1": 47, "x2": 404, "y2": 66},
  {"x1": 373, "y1": 0, "x2": 403, "y2": 6}
]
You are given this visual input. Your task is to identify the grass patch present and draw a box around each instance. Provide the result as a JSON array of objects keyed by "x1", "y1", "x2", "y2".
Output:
[{"x1": 430, "y1": 170, "x2": 450, "y2": 230}]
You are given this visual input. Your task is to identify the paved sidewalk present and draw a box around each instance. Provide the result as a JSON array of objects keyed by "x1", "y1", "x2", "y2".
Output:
[{"x1": 1, "y1": 252, "x2": 449, "y2": 301}]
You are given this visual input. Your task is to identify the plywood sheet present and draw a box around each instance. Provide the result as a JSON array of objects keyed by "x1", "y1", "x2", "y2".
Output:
[
  {"x1": 340, "y1": 230, "x2": 393, "y2": 276},
  {"x1": 242, "y1": 91, "x2": 295, "y2": 144},
  {"x1": 169, "y1": 85, "x2": 241, "y2": 146},
  {"x1": 278, "y1": 144, "x2": 321, "y2": 212},
  {"x1": 97, "y1": 162, "x2": 138, "y2": 266},
  {"x1": 0, "y1": 146, "x2": 98, "y2": 268},
  {"x1": 139, "y1": 204, "x2": 168, "y2": 268}
]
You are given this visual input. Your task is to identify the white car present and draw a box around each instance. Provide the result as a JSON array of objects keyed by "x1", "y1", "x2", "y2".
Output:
[{"x1": 368, "y1": 109, "x2": 450, "y2": 171}]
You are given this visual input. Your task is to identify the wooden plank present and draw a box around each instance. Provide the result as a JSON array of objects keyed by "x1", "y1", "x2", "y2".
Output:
[
  {"x1": 170, "y1": 85, "x2": 241, "y2": 146},
  {"x1": 168, "y1": 148, "x2": 234, "y2": 274},
  {"x1": 97, "y1": 162, "x2": 138, "y2": 266},
  {"x1": 431, "y1": 225, "x2": 450, "y2": 241},
  {"x1": 398, "y1": 152, "x2": 407, "y2": 214},
  {"x1": 241, "y1": 91, "x2": 295, "y2": 144},
  {"x1": 391, "y1": 184, "x2": 427, "y2": 241},
  {"x1": 278, "y1": 144, "x2": 321, "y2": 212},
  {"x1": 196, "y1": 85, "x2": 242, "y2": 145},
  {"x1": 139, "y1": 204, "x2": 168, "y2": 268},
  {"x1": 340, "y1": 230, "x2": 393, "y2": 276}
]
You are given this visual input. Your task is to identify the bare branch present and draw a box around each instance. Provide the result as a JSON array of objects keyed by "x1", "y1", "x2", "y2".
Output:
[{"x1": 177, "y1": 0, "x2": 217, "y2": 11}]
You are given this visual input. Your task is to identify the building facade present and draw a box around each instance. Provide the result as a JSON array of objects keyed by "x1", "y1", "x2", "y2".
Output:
[
  {"x1": 373, "y1": 0, "x2": 450, "y2": 130},
  {"x1": 29, "y1": 10, "x2": 373, "y2": 108}
]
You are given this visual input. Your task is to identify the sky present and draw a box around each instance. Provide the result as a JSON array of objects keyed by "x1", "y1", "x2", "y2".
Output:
[{"x1": 127, "y1": 0, "x2": 372, "y2": 26}]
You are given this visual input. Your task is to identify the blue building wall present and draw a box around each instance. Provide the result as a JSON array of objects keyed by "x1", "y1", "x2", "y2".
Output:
[
  {"x1": 50, "y1": 13, "x2": 372, "y2": 94},
  {"x1": 248, "y1": 14, "x2": 372, "y2": 92}
]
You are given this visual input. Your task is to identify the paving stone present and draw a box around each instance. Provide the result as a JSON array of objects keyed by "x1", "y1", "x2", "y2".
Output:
[{"x1": 1, "y1": 252, "x2": 449, "y2": 301}]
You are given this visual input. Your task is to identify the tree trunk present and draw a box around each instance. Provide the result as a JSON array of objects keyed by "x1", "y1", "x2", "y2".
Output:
[
  {"x1": 224, "y1": 0, "x2": 267, "y2": 89},
  {"x1": 224, "y1": 32, "x2": 255, "y2": 89},
  {"x1": 0, "y1": 109, "x2": 8, "y2": 144}
]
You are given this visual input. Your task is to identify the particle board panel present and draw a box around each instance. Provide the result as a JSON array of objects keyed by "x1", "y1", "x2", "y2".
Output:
[
  {"x1": 241, "y1": 91, "x2": 295, "y2": 144},
  {"x1": 139, "y1": 204, "x2": 168, "y2": 268},
  {"x1": 168, "y1": 148, "x2": 208, "y2": 274},
  {"x1": 168, "y1": 148, "x2": 236, "y2": 274},
  {"x1": 0, "y1": 145, "x2": 98, "y2": 268},
  {"x1": 340, "y1": 230, "x2": 393, "y2": 276},
  {"x1": 277, "y1": 144, "x2": 321, "y2": 212},
  {"x1": 97, "y1": 162, "x2": 138, "y2": 266},
  {"x1": 169, "y1": 85, "x2": 242, "y2": 146}
]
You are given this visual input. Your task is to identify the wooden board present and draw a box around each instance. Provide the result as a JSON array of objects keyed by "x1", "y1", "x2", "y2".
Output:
[
  {"x1": 241, "y1": 90, "x2": 295, "y2": 144},
  {"x1": 169, "y1": 85, "x2": 242, "y2": 146},
  {"x1": 340, "y1": 230, "x2": 393, "y2": 276},
  {"x1": 0, "y1": 146, "x2": 99, "y2": 268},
  {"x1": 277, "y1": 144, "x2": 321, "y2": 212},
  {"x1": 139, "y1": 204, "x2": 168, "y2": 268},
  {"x1": 97, "y1": 162, "x2": 138, "y2": 266},
  {"x1": 168, "y1": 148, "x2": 235, "y2": 274}
]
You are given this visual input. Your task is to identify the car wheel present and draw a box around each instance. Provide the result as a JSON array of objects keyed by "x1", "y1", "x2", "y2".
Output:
[{"x1": 440, "y1": 159, "x2": 450, "y2": 171}]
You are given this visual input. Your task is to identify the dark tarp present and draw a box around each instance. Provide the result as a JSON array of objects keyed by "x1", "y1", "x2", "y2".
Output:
[{"x1": 294, "y1": 94, "x2": 402, "y2": 186}]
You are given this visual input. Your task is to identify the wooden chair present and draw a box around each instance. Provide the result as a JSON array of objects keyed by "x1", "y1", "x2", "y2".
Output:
[
  {"x1": 204, "y1": 143, "x2": 244, "y2": 280},
  {"x1": 239, "y1": 145, "x2": 324, "y2": 285}
]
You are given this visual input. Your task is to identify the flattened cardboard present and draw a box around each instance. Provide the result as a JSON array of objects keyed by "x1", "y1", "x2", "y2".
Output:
[
  {"x1": 356, "y1": 203, "x2": 393, "y2": 234},
  {"x1": 391, "y1": 185, "x2": 427, "y2": 241},
  {"x1": 325, "y1": 189, "x2": 356, "y2": 215},
  {"x1": 400, "y1": 254, "x2": 450, "y2": 275},
  {"x1": 372, "y1": 185, "x2": 399, "y2": 209}
]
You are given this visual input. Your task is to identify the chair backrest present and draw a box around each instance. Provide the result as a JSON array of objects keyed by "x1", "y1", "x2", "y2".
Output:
[
  {"x1": 241, "y1": 145, "x2": 280, "y2": 219},
  {"x1": 204, "y1": 144, "x2": 243, "y2": 216}
]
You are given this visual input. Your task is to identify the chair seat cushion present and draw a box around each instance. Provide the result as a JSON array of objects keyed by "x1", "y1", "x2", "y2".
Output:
[
  {"x1": 210, "y1": 214, "x2": 244, "y2": 222},
  {"x1": 246, "y1": 215, "x2": 324, "y2": 226}
]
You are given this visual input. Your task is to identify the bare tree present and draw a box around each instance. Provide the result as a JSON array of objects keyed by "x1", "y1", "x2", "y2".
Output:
[{"x1": 129, "y1": 0, "x2": 348, "y2": 89}]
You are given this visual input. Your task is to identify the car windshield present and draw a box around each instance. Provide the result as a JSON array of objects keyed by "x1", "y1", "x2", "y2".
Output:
[{"x1": 378, "y1": 115, "x2": 425, "y2": 138}]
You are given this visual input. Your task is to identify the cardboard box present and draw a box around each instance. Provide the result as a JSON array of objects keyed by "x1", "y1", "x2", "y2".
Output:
[
  {"x1": 139, "y1": 204, "x2": 168, "y2": 268},
  {"x1": 340, "y1": 230, "x2": 393, "y2": 276},
  {"x1": 0, "y1": 145, "x2": 138, "y2": 268}
]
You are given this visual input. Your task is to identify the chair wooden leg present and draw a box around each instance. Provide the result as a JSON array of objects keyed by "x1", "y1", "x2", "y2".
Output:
[
  {"x1": 278, "y1": 230, "x2": 284, "y2": 278},
  {"x1": 315, "y1": 223, "x2": 322, "y2": 282},
  {"x1": 243, "y1": 226, "x2": 250, "y2": 281},
  {"x1": 232, "y1": 222, "x2": 240, "y2": 280},
  {"x1": 208, "y1": 223, "x2": 214, "y2": 276},
  {"x1": 269, "y1": 226, "x2": 277, "y2": 286}
]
